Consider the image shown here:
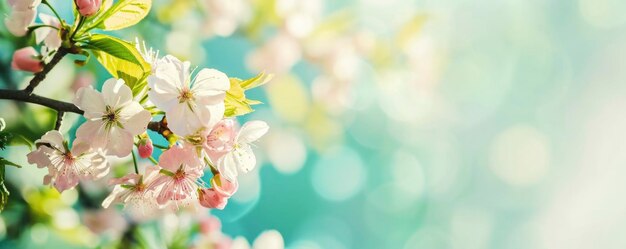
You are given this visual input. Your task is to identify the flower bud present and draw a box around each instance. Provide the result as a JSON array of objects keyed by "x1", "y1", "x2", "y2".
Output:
[
  {"x1": 210, "y1": 174, "x2": 238, "y2": 198},
  {"x1": 198, "y1": 188, "x2": 228, "y2": 210},
  {"x1": 11, "y1": 47, "x2": 43, "y2": 73},
  {"x1": 137, "y1": 137, "x2": 153, "y2": 158},
  {"x1": 75, "y1": 0, "x2": 101, "y2": 17}
]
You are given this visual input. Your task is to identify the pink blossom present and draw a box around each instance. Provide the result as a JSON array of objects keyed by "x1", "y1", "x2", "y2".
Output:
[
  {"x1": 204, "y1": 119, "x2": 237, "y2": 163},
  {"x1": 71, "y1": 72, "x2": 95, "y2": 93},
  {"x1": 26, "y1": 130, "x2": 109, "y2": 193},
  {"x1": 75, "y1": 0, "x2": 101, "y2": 17},
  {"x1": 11, "y1": 47, "x2": 43, "y2": 73},
  {"x1": 102, "y1": 167, "x2": 162, "y2": 219},
  {"x1": 198, "y1": 188, "x2": 228, "y2": 210},
  {"x1": 137, "y1": 137, "x2": 153, "y2": 158},
  {"x1": 82, "y1": 208, "x2": 128, "y2": 236},
  {"x1": 147, "y1": 145, "x2": 204, "y2": 206},
  {"x1": 211, "y1": 173, "x2": 238, "y2": 197}
]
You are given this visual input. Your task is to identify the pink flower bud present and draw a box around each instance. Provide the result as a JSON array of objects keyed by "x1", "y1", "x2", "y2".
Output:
[
  {"x1": 210, "y1": 174, "x2": 238, "y2": 198},
  {"x1": 198, "y1": 188, "x2": 228, "y2": 210},
  {"x1": 75, "y1": 0, "x2": 101, "y2": 17},
  {"x1": 137, "y1": 137, "x2": 153, "y2": 158},
  {"x1": 11, "y1": 47, "x2": 43, "y2": 73}
]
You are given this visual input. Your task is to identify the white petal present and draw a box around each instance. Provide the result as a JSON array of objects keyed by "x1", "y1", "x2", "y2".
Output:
[
  {"x1": 75, "y1": 121, "x2": 108, "y2": 150},
  {"x1": 196, "y1": 102, "x2": 225, "y2": 130},
  {"x1": 237, "y1": 121, "x2": 269, "y2": 144},
  {"x1": 191, "y1": 68, "x2": 230, "y2": 102},
  {"x1": 252, "y1": 230, "x2": 284, "y2": 249},
  {"x1": 4, "y1": 9, "x2": 36, "y2": 37},
  {"x1": 217, "y1": 152, "x2": 239, "y2": 181},
  {"x1": 106, "y1": 126, "x2": 134, "y2": 157},
  {"x1": 147, "y1": 75, "x2": 180, "y2": 111},
  {"x1": 102, "y1": 186, "x2": 125, "y2": 208},
  {"x1": 119, "y1": 102, "x2": 151, "y2": 135},
  {"x1": 166, "y1": 102, "x2": 203, "y2": 136},
  {"x1": 74, "y1": 86, "x2": 105, "y2": 119},
  {"x1": 37, "y1": 130, "x2": 65, "y2": 151},
  {"x1": 233, "y1": 143, "x2": 257, "y2": 174},
  {"x1": 102, "y1": 78, "x2": 132, "y2": 108}
]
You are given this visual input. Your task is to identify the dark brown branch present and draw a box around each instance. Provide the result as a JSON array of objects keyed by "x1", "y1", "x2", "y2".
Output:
[
  {"x1": 54, "y1": 111, "x2": 64, "y2": 130},
  {"x1": 24, "y1": 47, "x2": 68, "y2": 94},
  {"x1": 0, "y1": 89, "x2": 83, "y2": 114}
]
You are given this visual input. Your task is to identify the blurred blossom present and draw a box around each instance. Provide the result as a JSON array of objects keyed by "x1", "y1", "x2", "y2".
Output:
[
  {"x1": 82, "y1": 208, "x2": 127, "y2": 236},
  {"x1": 247, "y1": 32, "x2": 302, "y2": 74},
  {"x1": 489, "y1": 125, "x2": 550, "y2": 187},
  {"x1": 71, "y1": 71, "x2": 95, "y2": 93},
  {"x1": 264, "y1": 128, "x2": 307, "y2": 174},
  {"x1": 275, "y1": 0, "x2": 323, "y2": 38},
  {"x1": 200, "y1": 0, "x2": 249, "y2": 37}
]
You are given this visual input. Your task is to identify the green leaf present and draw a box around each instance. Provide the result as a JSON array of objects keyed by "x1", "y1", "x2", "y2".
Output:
[
  {"x1": 85, "y1": 34, "x2": 151, "y2": 96},
  {"x1": 223, "y1": 73, "x2": 270, "y2": 117},
  {"x1": 95, "y1": 0, "x2": 152, "y2": 31},
  {"x1": 10, "y1": 134, "x2": 33, "y2": 151},
  {"x1": 0, "y1": 158, "x2": 22, "y2": 168},
  {"x1": 239, "y1": 72, "x2": 272, "y2": 90}
]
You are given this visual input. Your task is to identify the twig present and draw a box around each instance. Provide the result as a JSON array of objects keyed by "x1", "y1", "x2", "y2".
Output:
[
  {"x1": 0, "y1": 89, "x2": 83, "y2": 114},
  {"x1": 24, "y1": 47, "x2": 68, "y2": 94},
  {"x1": 54, "y1": 111, "x2": 64, "y2": 130}
]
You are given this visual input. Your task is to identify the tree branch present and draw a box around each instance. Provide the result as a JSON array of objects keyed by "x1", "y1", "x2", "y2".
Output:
[
  {"x1": 24, "y1": 47, "x2": 68, "y2": 94},
  {"x1": 54, "y1": 111, "x2": 64, "y2": 130},
  {"x1": 0, "y1": 89, "x2": 83, "y2": 114}
]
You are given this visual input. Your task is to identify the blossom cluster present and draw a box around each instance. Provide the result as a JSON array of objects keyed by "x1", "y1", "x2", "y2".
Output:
[{"x1": 26, "y1": 42, "x2": 268, "y2": 215}]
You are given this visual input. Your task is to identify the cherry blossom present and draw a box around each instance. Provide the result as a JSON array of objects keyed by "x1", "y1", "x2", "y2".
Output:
[
  {"x1": 26, "y1": 130, "x2": 109, "y2": 193},
  {"x1": 204, "y1": 119, "x2": 237, "y2": 163},
  {"x1": 4, "y1": 0, "x2": 40, "y2": 37},
  {"x1": 147, "y1": 145, "x2": 204, "y2": 206},
  {"x1": 73, "y1": 78, "x2": 152, "y2": 157},
  {"x1": 147, "y1": 55, "x2": 230, "y2": 136},
  {"x1": 34, "y1": 13, "x2": 62, "y2": 49},
  {"x1": 198, "y1": 174, "x2": 238, "y2": 209},
  {"x1": 102, "y1": 167, "x2": 160, "y2": 216},
  {"x1": 217, "y1": 120, "x2": 269, "y2": 181}
]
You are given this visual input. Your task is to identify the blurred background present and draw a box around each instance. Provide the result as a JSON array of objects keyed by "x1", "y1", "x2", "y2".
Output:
[{"x1": 2, "y1": 0, "x2": 626, "y2": 248}]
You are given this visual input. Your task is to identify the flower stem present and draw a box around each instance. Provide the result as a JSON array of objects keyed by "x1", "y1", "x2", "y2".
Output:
[
  {"x1": 42, "y1": 0, "x2": 63, "y2": 24},
  {"x1": 131, "y1": 150, "x2": 139, "y2": 174},
  {"x1": 148, "y1": 156, "x2": 158, "y2": 165},
  {"x1": 28, "y1": 24, "x2": 60, "y2": 31}
]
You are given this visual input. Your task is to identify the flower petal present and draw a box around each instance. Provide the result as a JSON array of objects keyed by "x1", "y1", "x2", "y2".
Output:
[
  {"x1": 192, "y1": 68, "x2": 230, "y2": 103},
  {"x1": 237, "y1": 120, "x2": 269, "y2": 144},
  {"x1": 102, "y1": 78, "x2": 132, "y2": 108},
  {"x1": 119, "y1": 102, "x2": 151, "y2": 135},
  {"x1": 74, "y1": 86, "x2": 106, "y2": 119}
]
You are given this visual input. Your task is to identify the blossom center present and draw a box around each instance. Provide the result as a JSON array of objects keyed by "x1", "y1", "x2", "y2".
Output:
[
  {"x1": 178, "y1": 89, "x2": 194, "y2": 103},
  {"x1": 173, "y1": 168, "x2": 186, "y2": 181},
  {"x1": 102, "y1": 105, "x2": 122, "y2": 130}
]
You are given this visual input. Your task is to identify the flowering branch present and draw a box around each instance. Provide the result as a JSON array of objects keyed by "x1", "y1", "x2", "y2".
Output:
[
  {"x1": 0, "y1": 89, "x2": 83, "y2": 114},
  {"x1": 23, "y1": 47, "x2": 69, "y2": 94}
]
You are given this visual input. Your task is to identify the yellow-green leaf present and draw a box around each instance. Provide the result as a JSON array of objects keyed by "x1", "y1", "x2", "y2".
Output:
[
  {"x1": 96, "y1": 0, "x2": 152, "y2": 31},
  {"x1": 240, "y1": 72, "x2": 272, "y2": 90},
  {"x1": 86, "y1": 34, "x2": 150, "y2": 96}
]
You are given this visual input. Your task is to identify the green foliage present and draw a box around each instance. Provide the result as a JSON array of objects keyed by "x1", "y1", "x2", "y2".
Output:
[
  {"x1": 95, "y1": 0, "x2": 152, "y2": 31},
  {"x1": 224, "y1": 72, "x2": 272, "y2": 117},
  {"x1": 0, "y1": 158, "x2": 21, "y2": 213},
  {"x1": 84, "y1": 34, "x2": 151, "y2": 96}
]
